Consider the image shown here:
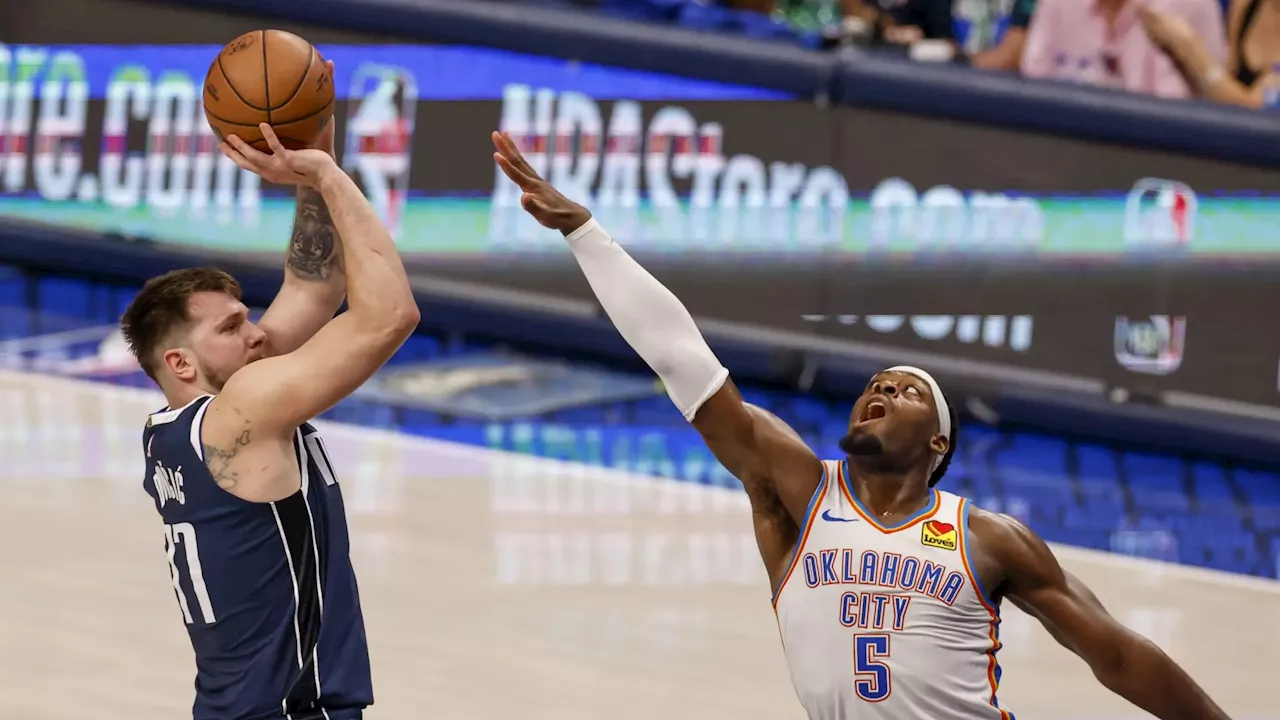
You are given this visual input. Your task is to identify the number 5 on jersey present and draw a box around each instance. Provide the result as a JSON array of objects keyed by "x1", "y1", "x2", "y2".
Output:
[
  {"x1": 164, "y1": 522, "x2": 216, "y2": 625},
  {"x1": 855, "y1": 634, "x2": 891, "y2": 702}
]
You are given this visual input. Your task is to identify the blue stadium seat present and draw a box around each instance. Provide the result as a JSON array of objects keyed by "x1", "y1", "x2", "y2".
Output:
[
  {"x1": 1070, "y1": 530, "x2": 1113, "y2": 552},
  {"x1": 546, "y1": 405, "x2": 611, "y2": 424},
  {"x1": 0, "y1": 265, "x2": 29, "y2": 340},
  {"x1": 1001, "y1": 474, "x2": 1071, "y2": 509},
  {"x1": 394, "y1": 334, "x2": 442, "y2": 362},
  {"x1": 1190, "y1": 462, "x2": 1237, "y2": 504},
  {"x1": 1063, "y1": 502, "x2": 1121, "y2": 532},
  {"x1": 1075, "y1": 470, "x2": 1125, "y2": 513},
  {"x1": 1122, "y1": 450, "x2": 1182, "y2": 480},
  {"x1": 1234, "y1": 470, "x2": 1280, "y2": 534},
  {"x1": 1121, "y1": 451, "x2": 1184, "y2": 492},
  {"x1": 961, "y1": 459, "x2": 997, "y2": 487},
  {"x1": 35, "y1": 277, "x2": 92, "y2": 329},
  {"x1": 959, "y1": 423, "x2": 999, "y2": 446},
  {"x1": 1235, "y1": 469, "x2": 1280, "y2": 506},
  {"x1": 398, "y1": 408, "x2": 445, "y2": 431},
  {"x1": 791, "y1": 395, "x2": 833, "y2": 426},
  {"x1": 325, "y1": 400, "x2": 396, "y2": 429},
  {"x1": 1203, "y1": 533, "x2": 1260, "y2": 574},
  {"x1": 0, "y1": 263, "x2": 23, "y2": 293},
  {"x1": 1036, "y1": 524, "x2": 1073, "y2": 545},
  {"x1": 1076, "y1": 443, "x2": 1119, "y2": 483},
  {"x1": 738, "y1": 387, "x2": 773, "y2": 409},
  {"x1": 1252, "y1": 506, "x2": 1280, "y2": 531},
  {"x1": 994, "y1": 434, "x2": 1074, "y2": 528},
  {"x1": 84, "y1": 282, "x2": 115, "y2": 324},
  {"x1": 999, "y1": 432, "x2": 1069, "y2": 477},
  {"x1": 112, "y1": 287, "x2": 138, "y2": 324},
  {"x1": 779, "y1": 395, "x2": 835, "y2": 437},
  {"x1": 631, "y1": 396, "x2": 684, "y2": 425},
  {"x1": 814, "y1": 427, "x2": 844, "y2": 459}
]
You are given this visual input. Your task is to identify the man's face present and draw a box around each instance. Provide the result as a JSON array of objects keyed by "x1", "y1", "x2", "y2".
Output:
[
  {"x1": 165, "y1": 291, "x2": 267, "y2": 391},
  {"x1": 841, "y1": 370, "x2": 946, "y2": 471}
]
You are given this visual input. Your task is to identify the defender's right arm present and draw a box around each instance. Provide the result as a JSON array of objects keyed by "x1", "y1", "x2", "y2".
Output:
[
  {"x1": 206, "y1": 125, "x2": 419, "y2": 497},
  {"x1": 492, "y1": 132, "x2": 821, "y2": 573}
]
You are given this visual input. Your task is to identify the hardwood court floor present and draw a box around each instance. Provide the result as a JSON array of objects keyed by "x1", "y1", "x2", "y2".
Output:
[{"x1": 0, "y1": 370, "x2": 1274, "y2": 720}]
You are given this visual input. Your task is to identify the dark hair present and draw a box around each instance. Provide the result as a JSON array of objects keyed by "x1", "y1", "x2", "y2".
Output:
[
  {"x1": 120, "y1": 267, "x2": 242, "y2": 381},
  {"x1": 927, "y1": 402, "x2": 959, "y2": 488}
]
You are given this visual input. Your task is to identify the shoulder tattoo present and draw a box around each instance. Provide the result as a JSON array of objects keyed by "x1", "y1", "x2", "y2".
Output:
[{"x1": 203, "y1": 428, "x2": 252, "y2": 490}]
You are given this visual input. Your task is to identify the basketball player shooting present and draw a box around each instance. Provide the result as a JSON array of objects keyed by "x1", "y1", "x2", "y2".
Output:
[
  {"x1": 492, "y1": 131, "x2": 1229, "y2": 720},
  {"x1": 120, "y1": 106, "x2": 419, "y2": 720}
]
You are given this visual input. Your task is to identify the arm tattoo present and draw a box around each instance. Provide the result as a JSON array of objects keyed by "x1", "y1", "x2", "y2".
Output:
[
  {"x1": 286, "y1": 186, "x2": 342, "y2": 281},
  {"x1": 203, "y1": 428, "x2": 252, "y2": 490}
]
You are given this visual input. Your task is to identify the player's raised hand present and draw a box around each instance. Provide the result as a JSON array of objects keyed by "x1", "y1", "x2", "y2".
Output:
[
  {"x1": 492, "y1": 130, "x2": 591, "y2": 234},
  {"x1": 221, "y1": 122, "x2": 338, "y2": 187}
]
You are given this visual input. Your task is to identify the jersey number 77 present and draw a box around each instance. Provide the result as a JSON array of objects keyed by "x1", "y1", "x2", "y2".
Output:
[{"x1": 164, "y1": 522, "x2": 217, "y2": 625}]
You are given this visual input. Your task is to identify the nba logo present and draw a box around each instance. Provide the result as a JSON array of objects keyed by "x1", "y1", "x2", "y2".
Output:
[
  {"x1": 1114, "y1": 316, "x2": 1186, "y2": 375},
  {"x1": 343, "y1": 63, "x2": 417, "y2": 238},
  {"x1": 1124, "y1": 178, "x2": 1197, "y2": 249}
]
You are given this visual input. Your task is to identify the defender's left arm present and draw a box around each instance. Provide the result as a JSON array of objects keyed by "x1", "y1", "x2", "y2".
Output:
[
  {"x1": 971, "y1": 509, "x2": 1230, "y2": 720},
  {"x1": 258, "y1": 119, "x2": 347, "y2": 355}
]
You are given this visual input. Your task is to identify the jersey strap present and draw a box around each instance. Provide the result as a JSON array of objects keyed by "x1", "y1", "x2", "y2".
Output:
[{"x1": 146, "y1": 394, "x2": 215, "y2": 458}]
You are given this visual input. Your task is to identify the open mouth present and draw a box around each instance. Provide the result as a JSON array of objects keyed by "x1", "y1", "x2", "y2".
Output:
[{"x1": 859, "y1": 401, "x2": 888, "y2": 423}]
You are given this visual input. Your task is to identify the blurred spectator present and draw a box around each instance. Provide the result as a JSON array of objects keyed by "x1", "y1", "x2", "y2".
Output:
[
  {"x1": 1140, "y1": 0, "x2": 1280, "y2": 108},
  {"x1": 769, "y1": 0, "x2": 841, "y2": 39},
  {"x1": 1020, "y1": 0, "x2": 1226, "y2": 99},
  {"x1": 968, "y1": 0, "x2": 1037, "y2": 70},
  {"x1": 843, "y1": 0, "x2": 956, "y2": 44}
]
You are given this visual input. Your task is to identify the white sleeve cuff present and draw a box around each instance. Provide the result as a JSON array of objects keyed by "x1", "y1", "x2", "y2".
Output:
[
  {"x1": 564, "y1": 216, "x2": 603, "y2": 245},
  {"x1": 680, "y1": 366, "x2": 731, "y2": 422}
]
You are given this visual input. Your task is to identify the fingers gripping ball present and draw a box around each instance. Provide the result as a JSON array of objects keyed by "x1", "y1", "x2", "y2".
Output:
[{"x1": 203, "y1": 30, "x2": 335, "y2": 152}]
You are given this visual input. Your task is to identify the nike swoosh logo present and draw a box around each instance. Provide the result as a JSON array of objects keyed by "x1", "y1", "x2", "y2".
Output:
[{"x1": 822, "y1": 510, "x2": 859, "y2": 523}]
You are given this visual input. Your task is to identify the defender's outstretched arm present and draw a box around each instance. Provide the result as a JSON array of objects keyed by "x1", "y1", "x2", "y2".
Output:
[{"x1": 492, "y1": 131, "x2": 821, "y2": 572}]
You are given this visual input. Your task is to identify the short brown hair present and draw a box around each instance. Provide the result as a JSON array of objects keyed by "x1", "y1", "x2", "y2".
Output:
[{"x1": 120, "y1": 267, "x2": 242, "y2": 380}]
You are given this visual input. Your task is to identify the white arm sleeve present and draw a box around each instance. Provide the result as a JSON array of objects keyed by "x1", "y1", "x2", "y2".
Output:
[{"x1": 564, "y1": 217, "x2": 729, "y2": 421}]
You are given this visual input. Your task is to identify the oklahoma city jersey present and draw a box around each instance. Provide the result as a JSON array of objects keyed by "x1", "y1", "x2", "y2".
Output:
[{"x1": 772, "y1": 459, "x2": 1014, "y2": 720}]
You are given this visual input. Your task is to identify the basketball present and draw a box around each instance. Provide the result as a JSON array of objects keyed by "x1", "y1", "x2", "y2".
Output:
[{"x1": 203, "y1": 30, "x2": 335, "y2": 152}]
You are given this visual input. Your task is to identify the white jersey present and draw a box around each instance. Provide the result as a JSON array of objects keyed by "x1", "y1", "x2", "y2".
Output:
[{"x1": 773, "y1": 459, "x2": 1013, "y2": 720}]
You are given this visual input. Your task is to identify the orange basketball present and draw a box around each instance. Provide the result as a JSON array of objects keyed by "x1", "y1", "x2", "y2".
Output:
[{"x1": 202, "y1": 30, "x2": 335, "y2": 152}]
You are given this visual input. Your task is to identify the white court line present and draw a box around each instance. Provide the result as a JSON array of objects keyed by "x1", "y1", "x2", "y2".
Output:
[{"x1": 5, "y1": 367, "x2": 1278, "y2": 596}]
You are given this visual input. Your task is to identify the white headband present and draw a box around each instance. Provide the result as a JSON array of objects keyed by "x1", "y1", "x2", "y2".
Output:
[{"x1": 884, "y1": 365, "x2": 951, "y2": 472}]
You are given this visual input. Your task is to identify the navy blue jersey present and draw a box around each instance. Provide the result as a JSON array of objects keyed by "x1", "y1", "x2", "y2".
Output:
[{"x1": 142, "y1": 395, "x2": 373, "y2": 720}]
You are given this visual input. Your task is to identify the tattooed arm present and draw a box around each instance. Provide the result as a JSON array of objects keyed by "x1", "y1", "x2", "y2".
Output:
[
  {"x1": 257, "y1": 122, "x2": 348, "y2": 356},
  {"x1": 256, "y1": 183, "x2": 348, "y2": 356},
  {"x1": 203, "y1": 119, "x2": 418, "y2": 503}
]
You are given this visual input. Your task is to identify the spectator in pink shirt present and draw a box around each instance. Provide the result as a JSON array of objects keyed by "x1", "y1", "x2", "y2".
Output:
[{"x1": 1020, "y1": 0, "x2": 1227, "y2": 99}]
